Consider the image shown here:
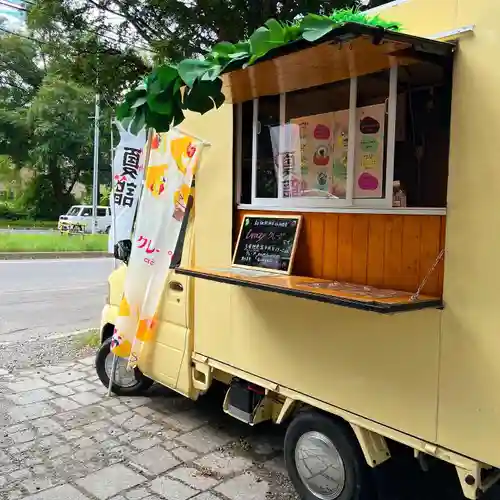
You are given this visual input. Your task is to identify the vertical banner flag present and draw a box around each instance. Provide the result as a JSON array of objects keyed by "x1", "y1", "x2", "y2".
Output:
[
  {"x1": 269, "y1": 123, "x2": 301, "y2": 198},
  {"x1": 108, "y1": 122, "x2": 147, "y2": 253},
  {"x1": 110, "y1": 129, "x2": 205, "y2": 368}
]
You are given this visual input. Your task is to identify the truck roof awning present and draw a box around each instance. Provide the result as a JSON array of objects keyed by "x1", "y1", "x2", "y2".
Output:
[{"x1": 222, "y1": 22, "x2": 455, "y2": 103}]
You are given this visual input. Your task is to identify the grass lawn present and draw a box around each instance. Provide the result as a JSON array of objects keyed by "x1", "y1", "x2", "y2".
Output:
[
  {"x1": 0, "y1": 219, "x2": 58, "y2": 229},
  {"x1": 0, "y1": 233, "x2": 108, "y2": 252}
]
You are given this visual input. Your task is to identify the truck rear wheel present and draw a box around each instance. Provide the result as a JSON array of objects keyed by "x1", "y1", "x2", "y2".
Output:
[
  {"x1": 284, "y1": 411, "x2": 374, "y2": 500},
  {"x1": 95, "y1": 337, "x2": 154, "y2": 396}
]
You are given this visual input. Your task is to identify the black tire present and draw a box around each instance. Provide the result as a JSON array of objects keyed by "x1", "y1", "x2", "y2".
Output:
[
  {"x1": 95, "y1": 337, "x2": 154, "y2": 396},
  {"x1": 284, "y1": 411, "x2": 374, "y2": 500}
]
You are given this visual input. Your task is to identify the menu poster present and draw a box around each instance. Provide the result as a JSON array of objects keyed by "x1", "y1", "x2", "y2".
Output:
[
  {"x1": 268, "y1": 104, "x2": 386, "y2": 200},
  {"x1": 290, "y1": 113, "x2": 339, "y2": 198},
  {"x1": 354, "y1": 104, "x2": 386, "y2": 199}
]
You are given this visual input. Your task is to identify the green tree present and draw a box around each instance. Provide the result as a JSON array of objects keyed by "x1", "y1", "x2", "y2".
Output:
[
  {"x1": 28, "y1": 0, "x2": 372, "y2": 62},
  {"x1": 0, "y1": 34, "x2": 42, "y2": 167},
  {"x1": 29, "y1": 76, "x2": 94, "y2": 207},
  {"x1": 0, "y1": 32, "x2": 114, "y2": 218}
]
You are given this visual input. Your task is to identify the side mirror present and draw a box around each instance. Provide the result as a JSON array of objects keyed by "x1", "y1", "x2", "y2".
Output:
[{"x1": 114, "y1": 239, "x2": 132, "y2": 264}]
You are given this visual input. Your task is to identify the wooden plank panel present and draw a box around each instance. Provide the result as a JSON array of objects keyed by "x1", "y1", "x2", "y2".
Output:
[
  {"x1": 308, "y1": 214, "x2": 325, "y2": 278},
  {"x1": 234, "y1": 209, "x2": 445, "y2": 297},
  {"x1": 400, "y1": 216, "x2": 422, "y2": 293},
  {"x1": 322, "y1": 214, "x2": 339, "y2": 279},
  {"x1": 337, "y1": 214, "x2": 354, "y2": 281},
  {"x1": 418, "y1": 216, "x2": 442, "y2": 296},
  {"x1": 366, "y1": 215, "x2": 387, "y2": 288},
  {"x1": 351, "y1": 215, "x2": 369, "y2": 285},
  {"x1": 383, "y1": 216, "x2": 404, "y2": 289},
  {"x1": 293, "y1": 211, "x2": 310, "y2": 276},
  {"x1": 223, "y1": 37, "x2": 416, "y2": 103}
]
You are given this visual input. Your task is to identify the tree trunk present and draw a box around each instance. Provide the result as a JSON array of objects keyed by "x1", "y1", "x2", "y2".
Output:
[{"x1": 47, "y1": 157, "x2": 65, "y2": 210}]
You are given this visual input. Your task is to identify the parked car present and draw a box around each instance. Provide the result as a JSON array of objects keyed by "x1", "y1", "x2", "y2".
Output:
[{"x1": 58, "y1": 205, "x2": 111, "y2": 234}]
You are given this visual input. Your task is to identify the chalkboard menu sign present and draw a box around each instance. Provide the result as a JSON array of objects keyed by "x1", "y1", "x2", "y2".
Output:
[{"x1": 232, "y1": 215, "x2": 302, "y2": 274}]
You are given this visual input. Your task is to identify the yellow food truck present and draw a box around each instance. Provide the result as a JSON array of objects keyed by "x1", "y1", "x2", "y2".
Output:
[{"x1": 96, "y1": 1, "x2": 500, "y2": 498}]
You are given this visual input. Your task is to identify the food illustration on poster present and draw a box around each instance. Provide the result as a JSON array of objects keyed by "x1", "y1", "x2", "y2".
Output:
[{"x1": 290, "y1": 112, "x2": 347, "y2": 198}]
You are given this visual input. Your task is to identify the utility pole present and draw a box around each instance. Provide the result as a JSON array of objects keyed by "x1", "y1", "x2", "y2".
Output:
[
  {"x1": 91, "y1": 29, "x2": 101, "y2": 235},
  {"x1": 92, "y1": 92, "x2": 100, "y2": 234}
]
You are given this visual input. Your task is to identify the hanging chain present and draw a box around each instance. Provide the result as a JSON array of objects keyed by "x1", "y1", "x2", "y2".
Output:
[{"x1": 410, "y1": 249, "x2": 445, "y2": 302}]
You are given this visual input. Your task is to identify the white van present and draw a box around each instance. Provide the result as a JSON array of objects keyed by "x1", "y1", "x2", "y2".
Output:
[{"x1": 58, "y1": 205, "x2": 111, "y2": 234}]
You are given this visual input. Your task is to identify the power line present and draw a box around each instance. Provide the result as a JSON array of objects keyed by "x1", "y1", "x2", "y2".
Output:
[
  {"x1": 0, "y1": 24, "x2": 48, "y2": 45},
  {"x1": 0, "y1": 24, "x2": 117, "y2": 55},
  {"x1": 0, "y1": 0, "x2": 156, "y2": 53},
  {"x1": 0, "y1": 24, "x2": 141, "y2": 111},
  {"x1": 0, "y1": 0, "x2": 24, "y2": 10},
  {"x1": 1, "y1": 0, "x2": 154, "y2": 53}
]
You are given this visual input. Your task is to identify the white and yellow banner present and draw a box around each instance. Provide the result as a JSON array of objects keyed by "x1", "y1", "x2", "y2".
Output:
[
  {"x1": 108, "y1": 122, "x2": 147, "y2": 253},
  {"x1": 110, "y1": 128, "x2": 205, "y2": 367}
]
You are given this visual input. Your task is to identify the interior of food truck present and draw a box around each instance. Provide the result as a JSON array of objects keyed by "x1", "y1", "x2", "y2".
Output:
[{"x1": 237, "y1": 61, "x2": 452, "y2": 210}]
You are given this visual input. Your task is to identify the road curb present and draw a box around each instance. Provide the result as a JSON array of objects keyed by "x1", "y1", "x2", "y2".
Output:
[{"x1": 0, "y1": 251, "x2": 112, "y2": 260}]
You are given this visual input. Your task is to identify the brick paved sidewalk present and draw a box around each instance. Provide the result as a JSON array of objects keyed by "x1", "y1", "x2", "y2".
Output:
[{"x1": 0, "y1": 358, "x2": 299, "y2": 500}]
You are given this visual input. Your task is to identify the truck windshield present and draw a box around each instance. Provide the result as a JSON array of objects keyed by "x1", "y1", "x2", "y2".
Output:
[{"x1": 67, "y1": 207, "x2": 81, "y2": 216}]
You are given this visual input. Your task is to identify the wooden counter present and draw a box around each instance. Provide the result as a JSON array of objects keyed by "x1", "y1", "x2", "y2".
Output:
[
  {"x1": 235, "y1": 210, "x2": 446, "y2": 297},
  {"x1": 177, "y1": 266, "x2": 442, "y2": 313}
]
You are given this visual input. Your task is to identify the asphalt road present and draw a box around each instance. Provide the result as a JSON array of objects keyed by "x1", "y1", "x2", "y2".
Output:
[{"x1": 0, "y1": 258, "x2": 114, "y2": 370}]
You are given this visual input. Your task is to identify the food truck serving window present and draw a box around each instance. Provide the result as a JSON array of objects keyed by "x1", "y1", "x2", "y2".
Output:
[
  {"x1": 236, "y1": 52, "x2": 454, "y2": 214},
  {"x1": 179, "y1": 26, "x2": 455, "y2": 313}
]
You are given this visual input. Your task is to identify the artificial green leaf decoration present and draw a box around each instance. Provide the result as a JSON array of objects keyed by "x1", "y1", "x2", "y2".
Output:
[
  {"x1": 148, "y1": 65, "x2": 179, "y2": 95},
  {"x1": 212, "y1": 41, "x2": 237, "y2": 58},
  {"x1": 147, "y1": 91, "x2": 173, "y2": 115},
  {"x1": 116, "y1": 7, "x2": 402, "y2": 135},
  {"x1": 146, "y1": 108, "x2": 173, "y2": 133},
  {"x1": 130, "y1": 107, "x2": 146, "y2": 135},
  {"x1": 201, "y1": 64, "x2": 222, "y2": 81},
  {"x1": 178, "y1": 59, "x2": 213, "y2": 87},
  {"x1": 265, "y1": 19, "x2": 286, "y2": 43},
  {"x1": 212, "y1": 90, "x2": 225, "y2": 109},
  {"x1": 183, "y1": 83, "x2": 214, "y2": 115},
  {"x1": 301, "y1": 13, "x2": 335, "y2": 42},
  {"x1": 229, "y1": 41, "x2": 251, "y2": 59},
  {"x1": 183, "y1": 79, "x2": 224, "y2": 114},
  {"x1": 249, "y1": 26, "x2": 273, "y2": 59},
  {"x1": 172, "y1": 104, "x2": 185, "y2": 127},
  {"x1": 116, "y1": 101, "x2": 131, "y2": 121},
  {"x1": 172, "y1": 76, "x2": 183, "y2": 96},
  {"x1": 121, "y1": 116, "x2": 133, "y2": 131},
  {"x1": 131, "y1": 96, "x2": 147, "y2": 108},
  {"x1": 124, "y1": 88, "x2": 147, "y2": 106}
]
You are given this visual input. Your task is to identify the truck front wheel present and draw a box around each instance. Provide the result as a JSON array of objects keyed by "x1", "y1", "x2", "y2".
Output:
[
  {"x1": 284, "y1": 411, "x2": 374, "y2": 500},
  {"x1": 95, "y1": 337, "x2": 154, "y2": 396}
]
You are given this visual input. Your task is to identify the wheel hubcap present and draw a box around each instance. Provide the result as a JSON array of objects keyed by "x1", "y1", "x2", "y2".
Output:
[
  {"x1": 104, "y1": 352, "x2": 138, "y2": 388},
  {"x1": 295, "y1": 431, "x2": 346, "y2": 500}
]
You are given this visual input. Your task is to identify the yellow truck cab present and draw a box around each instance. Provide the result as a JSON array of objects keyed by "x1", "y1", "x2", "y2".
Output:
[{"x1": 98, "y1": 1, "x2": 500, "y2": 499}]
